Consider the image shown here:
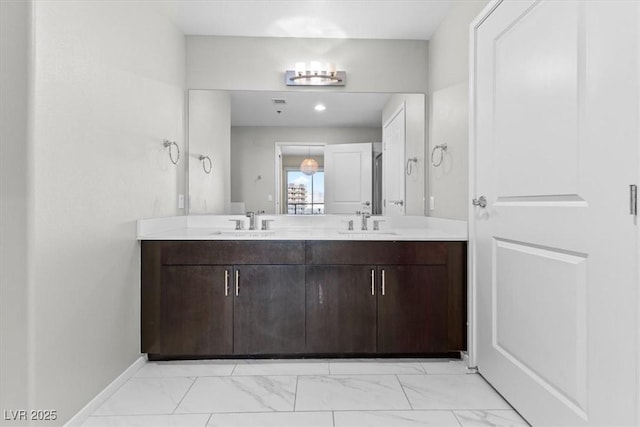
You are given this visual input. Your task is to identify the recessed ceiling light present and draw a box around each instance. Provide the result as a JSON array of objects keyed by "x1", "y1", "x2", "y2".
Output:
[{"x1": 314, "y1": 104, "x2": 326, "y2": 112}]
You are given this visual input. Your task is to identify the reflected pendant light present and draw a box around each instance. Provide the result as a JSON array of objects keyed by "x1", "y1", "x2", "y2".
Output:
[
  {"x1": 300, "y1": 146, "x2": 318, "y2": 175},
  {"x1": 300, "y1": 157, "x2": 318, "y2": 175}
]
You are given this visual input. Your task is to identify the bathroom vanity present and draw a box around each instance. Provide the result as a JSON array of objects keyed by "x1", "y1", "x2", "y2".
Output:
[{"x1": 139, "y1": 216, "x2": 467, "y2": 360}]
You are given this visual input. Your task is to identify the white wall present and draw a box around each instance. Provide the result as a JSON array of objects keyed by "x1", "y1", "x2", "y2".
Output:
[
  {"x1": 13, "y1": 1, "x2": 185, "y2": 424},
  {"x1": 0, "y1": 1, "x2": 31, "y2": 423},
  {"x1": 187, "y1": 36, "x2": 428, "y2": 93},
  {"x1": 231, "y1": 126, "x2": 381, "y2": 213},
  {"x1": 188, "y1": 91, "x2": 230, "y2": 214},
  {"x1": 427, "y1": 0, "x2": 489, "y2": 220},
  {"x1": 382, "y1": 94, "x2": 426, "y2": 215}
]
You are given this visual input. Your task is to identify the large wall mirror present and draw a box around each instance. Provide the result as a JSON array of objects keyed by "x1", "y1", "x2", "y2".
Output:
[{"x1": 187, "y1": 89, "x2": 425, "y2": 216}]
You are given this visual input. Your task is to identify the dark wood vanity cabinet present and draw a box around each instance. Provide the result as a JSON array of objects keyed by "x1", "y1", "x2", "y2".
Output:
[
  {"x1": 376, "y1": 265, "x2": 448, "y2": 353},
  {"x1": 142, "y1": 240, "x2": 466, "y2": 358},
  {"x1": 233, "y1": 265, "x2": 305, "y2": 354},
  {"x1": 142, "y1": 241, "x2": 305, "y2": 357},
  {"x1": 161, "y1": 265, "x2": 233, "y2": 355},
  {"x1": 305, "y1": 241, "x2": 466, "y2": 355},
  {"x1": 306, "y1": 265, "x2": 378, "y2": 353}
]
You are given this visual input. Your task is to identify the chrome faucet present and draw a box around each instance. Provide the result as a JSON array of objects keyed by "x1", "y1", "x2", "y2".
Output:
[
  {"x1": 361, "y1": 212, "x2": 371, "y2": 231},
  {"x1": 246, "y1": 211, "x2": 257, "y2": 230}
]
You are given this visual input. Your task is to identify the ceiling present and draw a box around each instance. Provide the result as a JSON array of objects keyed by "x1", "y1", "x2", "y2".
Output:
[
  {"x1": 164, "y1": 1, "x2": 453, "y2": 40},
  {"x1": 229, "y1": 90, "x2": 392, "y2": 127}
]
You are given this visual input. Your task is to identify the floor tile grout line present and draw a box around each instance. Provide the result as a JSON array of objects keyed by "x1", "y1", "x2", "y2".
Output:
[
  {"x1": 293, "y1": 375, "x2": 300, "y2": 412},
  {"x1": 452, "y1": 410, "x2": 465, "y2": 427},
  {"x1": 395, "y1": 374, "x2": 415, "y2": 410},
  {"x1": 230, "y1": 363, "x2": 238, "y2": 376},
  {"x1": 86, "y1": 412, "x2": 209, "y2": 418},
  {"x1": 90, "y1": 408, "x2": 476, "y2": 417},
  {"x1": 205, "y1": 413, "x2": 213, "y2": 426},
  {"x1": 171, "y1": 376, "x2": 198, "y2": 415}
]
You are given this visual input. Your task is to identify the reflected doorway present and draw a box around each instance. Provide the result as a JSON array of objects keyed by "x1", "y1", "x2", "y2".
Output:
[{"x1": 275, "y1": 142, "x2": 325, "y2": 214}]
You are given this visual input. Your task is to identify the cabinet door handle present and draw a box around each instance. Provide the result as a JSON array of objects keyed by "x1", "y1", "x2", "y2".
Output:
[
  {"x1": 224, "y1": 270, "x2": 229, "y2": 296},
  {"x1": 381, "y1": 269, "x2": 385, "y2": 296},
  {"x1": 371, "y1": 269, "x2": 375, "y2": 295},
  {"x1": 235, "y1": 270, "x2": 240, "y2": 296}
]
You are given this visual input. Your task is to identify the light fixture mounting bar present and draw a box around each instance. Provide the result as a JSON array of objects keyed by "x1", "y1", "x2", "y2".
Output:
[{"x1": 285, "y1": 70, "x2": 346, "y2": 86}]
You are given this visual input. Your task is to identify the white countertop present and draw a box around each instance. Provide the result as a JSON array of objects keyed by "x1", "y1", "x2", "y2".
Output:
[{"x1": 137, "y1": 215, "x2": 467, "y2": 241}]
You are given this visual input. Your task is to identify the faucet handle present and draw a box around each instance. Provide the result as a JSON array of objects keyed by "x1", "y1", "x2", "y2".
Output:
[
  {"x1": 261, "y1": 219, "x2": 275, "y2": 231},
  {"x1": 360, "y1": 213, "x2": 371, "y2": 231},
  {"x1": 229, "y1": 219, "x2": 244, "y2": 230},
  {"x1": 341, "y1": 219, "x2": 354, "y2": 231},
  {"x1": 373, "y1": 219, "x2": 385, "y2": 231}
]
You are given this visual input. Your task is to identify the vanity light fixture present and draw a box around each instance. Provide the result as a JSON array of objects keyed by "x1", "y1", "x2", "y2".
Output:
[
  {"x1": 285, "y1": 62, "x2": 346, "y2": 86},
  {"x1": 314, "y1": 104, "x2": 326, "y2": 112}
]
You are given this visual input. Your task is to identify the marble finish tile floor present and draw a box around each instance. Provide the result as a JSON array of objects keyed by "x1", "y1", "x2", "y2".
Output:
[{"x1": 83, "y1": 359, "x2": 529, "y2": 427}]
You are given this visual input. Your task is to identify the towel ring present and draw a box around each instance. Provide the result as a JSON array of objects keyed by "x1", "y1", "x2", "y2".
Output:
[
  {"x1": 431, "y1": 143, "x2": 447, "y2": 167},
  {"x1": 199, "y1": 155, "x2": 212, "y2": 174},
  {"x1": 406, "y1": 157, "x2": 418, "y2": 175},
  {"x1": 163, "y1": 140, "x2": 180, "y2": 165}
]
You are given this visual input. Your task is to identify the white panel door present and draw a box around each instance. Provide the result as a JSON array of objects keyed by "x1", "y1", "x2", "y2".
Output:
[
  {"x1": 324, "y1": 143, "x2": 372, "y2": 214},
  {"x1": 472, "y1": 1, "x2": 638, "y2": 425},
  {"x1": 383, "y1": 103, "x2": 406, "y2": 216}
]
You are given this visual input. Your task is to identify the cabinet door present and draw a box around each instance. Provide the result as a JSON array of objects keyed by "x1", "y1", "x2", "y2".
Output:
[
  {"x1": 377, "y1": 265, "x2": 448, "y2": 353},
  {"x1": 233, "y1": 265, "x2": 305, "y2": 354},
  {"x1": 161, "y1": 266, "x2": 233, "y2": 355},
  {"x1": 306, "y1": 265, "x2": 377, "y2": 353}
]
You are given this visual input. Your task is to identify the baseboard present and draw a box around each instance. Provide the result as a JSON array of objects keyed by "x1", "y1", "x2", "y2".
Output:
[
  {"x1": 461, "y1": 350, "x2": 478, "y2": 372},
  {"x1": 64, "y1": 354, "x2": 147, "y2": 426}
]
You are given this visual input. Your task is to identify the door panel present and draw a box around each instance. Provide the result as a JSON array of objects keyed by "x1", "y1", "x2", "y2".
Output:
[
  {"x1": 324, "y1": 143, "x2": 372, "y2": 214},
  {"x1": 377, "y1": 266, "x2": 448, "y2": 353},
  {"x1": 493, "y1": 0, "x2": 579, "y2": 199},
  {"x1": 161, "y1": 266, "x2": 233, "y2": 355},
  {"x1": 233, "y1": 265, "x2": 305, "y2": 354},
  {"x1": 306, "y1": 265, "x2": 377, "y2": 353},
  {"x1": 493, "y1": 239, "x2": 588, "y2": 413},
  {"x1": 473, "y1": 0, "x2": 638, "y2": 425}
]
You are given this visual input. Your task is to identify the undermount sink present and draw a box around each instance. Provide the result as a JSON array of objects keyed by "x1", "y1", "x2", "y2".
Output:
[
  {"x1": 220, "y1": 229, "x2": 276, "y2": 237},
  {"x1": 338, "y1": 231, "x2": 397, "y2": 235}
]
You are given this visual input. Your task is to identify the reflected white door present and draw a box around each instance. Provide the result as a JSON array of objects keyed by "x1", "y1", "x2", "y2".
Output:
[
  {"x1": 324, "y1": 143, "x2": 372, "y2": 214},
  {"x1": 274, "y1": 144, "x2": 283, "y2": 213},
  {"x1": 383, "y1": 103, "x2": 406, "y2": 216},
  {"x1": 473, "y1": 1, "x2": 638, "y2": 425}
]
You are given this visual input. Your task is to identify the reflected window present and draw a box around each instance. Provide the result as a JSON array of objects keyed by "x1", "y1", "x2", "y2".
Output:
[{"x1": 286, "y1": 170, "x2": 324, "y2": 215}]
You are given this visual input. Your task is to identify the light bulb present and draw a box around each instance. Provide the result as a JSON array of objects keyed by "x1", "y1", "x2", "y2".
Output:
[{"x1": 310, "y1": 61, "x2": 321, "y2": 75}]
